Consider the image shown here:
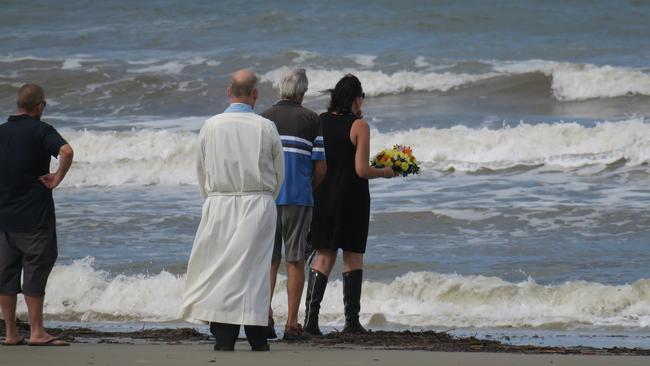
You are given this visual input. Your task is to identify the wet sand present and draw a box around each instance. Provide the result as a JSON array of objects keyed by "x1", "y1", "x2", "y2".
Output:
[
  {"x1": 3, "y1": 343, "x2": 650, "y2": 366},
  {"x1": 3, "y1": 324, "x2": 650, "y2": 365}
]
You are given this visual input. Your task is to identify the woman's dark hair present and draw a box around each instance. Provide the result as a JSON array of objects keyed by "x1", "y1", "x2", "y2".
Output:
[{"x1": 326, "y1": 74, "x2": 363, "y2": 114}]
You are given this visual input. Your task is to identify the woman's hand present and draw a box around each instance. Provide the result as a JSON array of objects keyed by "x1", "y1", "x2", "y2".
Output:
[{"x1": 382, "y1": 167, "x2": 398, "y2": 178}]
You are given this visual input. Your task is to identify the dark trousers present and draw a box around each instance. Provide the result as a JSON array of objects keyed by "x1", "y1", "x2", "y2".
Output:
[{"x1": 210, "y1": 322, "x2": 268, "y2": 350}]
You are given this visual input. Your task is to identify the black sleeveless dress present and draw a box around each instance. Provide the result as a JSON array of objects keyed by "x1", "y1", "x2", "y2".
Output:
[{"x1": 311, "y1": 112, "x2": 370, "y2": 253}]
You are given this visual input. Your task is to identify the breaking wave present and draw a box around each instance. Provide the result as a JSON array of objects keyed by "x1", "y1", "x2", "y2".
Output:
[
  {"x1": 262, "y1": 60, "x2": 650, "y2": 101},
  {"x1": 17, "y1": 257, "x2": 650, "y2": 329},
  {"x1": 53, "y1": 118, "x2": 650, "y2": 187}
]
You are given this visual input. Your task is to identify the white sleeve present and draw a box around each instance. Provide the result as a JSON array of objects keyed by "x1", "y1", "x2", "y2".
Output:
[{"x1": 196, "y1": 131, "x2": 208, "y2": 199}]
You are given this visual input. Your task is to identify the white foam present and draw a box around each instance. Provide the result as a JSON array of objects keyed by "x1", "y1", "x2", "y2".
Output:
[
  {"x1": 370, "y1": 117, "x2": 650, "y2": 171},
  {"x1": 16, "y1": 258, "x2": 650, "y2": 329},
  {"x1": 0, "y1": 55, "x2": 58, "y2": 63},
  {"x1": 348, "y1": 54, "x2": 377, "y2": 68},
  {"x1": 16, "y1": 258, "x2": 185, "y2": 322},
  {"x1": 51, "y1": 118, "x2": 650, "y2": 187},
  {"x1": 55, "y1": 129, "x2": 199, "y2": 187},
  {"x1": 493, "y1": 60, "x2": 650, "y2": 101},
  {"x1": 414, "y1": 56, "x2": 432, "y2": 68},
  {"x1": 128, "y1": 57, "x2": 208, "y2": 75},
  {"x1": 61, "y1": 58, "x2": 83, "y2": 70},
  {"x1": 261, "y1": 66, "x2": 500, "y2": 97},
  {"x1": 263, "y1": 60, "x2": 650, "y2": 101},
  {"x1": 290, "y1": 50, "x2": 319, "y2": 63},
  {"x1": 126, "y1": 59, "x2": 161, "y2": 65}
]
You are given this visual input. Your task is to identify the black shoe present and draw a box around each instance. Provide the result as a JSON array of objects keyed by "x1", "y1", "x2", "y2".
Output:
[
  {"x1": 342, "y1": 269, "x2": 367, "y2": 334},
  {"x1": 210, "y1": 322, "x2": 239, "y2": 350},
  {"x1": 213, "y1": 344, "x2": 235, "y2": 351},
  {"x1": 304, "y1": 269, "x2": 328, "y2": 336},
  {"x1": 267, "y1": 317, "x2": 278, "y2": 339},
  {"x1": 282, "y1": 324, "x2": 310, "y2": 341},
  {"x1": 251, "y1": 343, "x2": 270, "y2": 351},
  {"x1": 245, "y1": 325, "x2": 270, "y2": 352}
]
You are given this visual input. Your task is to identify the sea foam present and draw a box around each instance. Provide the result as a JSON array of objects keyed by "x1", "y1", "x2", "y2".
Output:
[
  {"x1": 53, "y1": 118, "x2": 650, "y2": 187},
  {"x1": 261, "y1": 66, "x2": 500, "y2": 97},
  {"x1": 17, "y1": 257, "x2": 650, "y2": 329},
  {"x1": 493, "y1": 60, "x2": 650, "y2": 101},
  {"x1": 262, "y1": 60, "x2": 650, "y2": 101}
]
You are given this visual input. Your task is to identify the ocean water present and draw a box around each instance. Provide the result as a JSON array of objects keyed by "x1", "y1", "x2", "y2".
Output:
[{"x1": 3, "y1": 0, "x2": 650, "y2": 346}]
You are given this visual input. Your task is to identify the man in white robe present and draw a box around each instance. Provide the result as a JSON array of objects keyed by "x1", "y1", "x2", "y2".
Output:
[{"x1": 179, "y1": 69, "x2": 284, "y2": 351}]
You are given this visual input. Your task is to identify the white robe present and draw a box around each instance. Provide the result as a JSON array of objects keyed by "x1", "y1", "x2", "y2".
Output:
[{"x1": 178, "y1": 110, "x2": 284, "y2": 326}]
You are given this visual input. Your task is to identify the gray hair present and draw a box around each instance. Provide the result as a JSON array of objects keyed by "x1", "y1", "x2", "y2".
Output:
[{"x1": 279, "y1": 68, "x2": 308, "y2": 101}]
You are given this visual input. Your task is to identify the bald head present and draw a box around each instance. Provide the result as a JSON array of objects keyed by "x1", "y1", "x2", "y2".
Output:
[
  {"x1": 228, "y1": 69, "x2": 258, "y2": 99},
  {"x1": 17, "y1": 83, "x2": 45, "y2": 113}
]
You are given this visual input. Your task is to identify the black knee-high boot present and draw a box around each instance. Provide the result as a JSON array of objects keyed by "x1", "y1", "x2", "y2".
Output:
[
  {"x1": 210, "y1": 322, "x2": 239, "y2": 351},
  {"x1": 304, "y1": 269, "x2": 328, "y2": 336},
  {"x1": 342, "y1": 269, "x2": 366, "y2": 333}
]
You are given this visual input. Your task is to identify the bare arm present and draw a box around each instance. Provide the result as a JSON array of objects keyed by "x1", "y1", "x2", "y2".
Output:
[
  {"x1": 351, "y1": 120, "x2": 395, "y2": 179},
  {"x1": 311, "y1": 160, "x2": 327, "y2": 190},
  {"x1": 40, "y1": 144, "x2": 74, "y2": 189}
]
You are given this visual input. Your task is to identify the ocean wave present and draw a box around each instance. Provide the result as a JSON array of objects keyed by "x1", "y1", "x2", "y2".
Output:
[
  {"x1": 52, "y1": 118, "x2": 650, "y2": 187},
  {"x1": 261, "y1": 60, "x2": 650, "y2": 101},
  {"x1": 2, "y1": 54, "x2": 647, "y2": 102},
  {"x1": 127, "y1": 57, "x2": 215, "y2": 75},
  {"x1": 17, "y1": 257, "x2": 650, "y2": 329},
  {"x1": 261, "y1": 66, "x2": 501, "y2": 97},
  {"x1": 57, "y1": 129, "x2": 198, "y2": 187},
  {"x1": 493, "y1": 60, "x2": 650, "y2": 101},
  {"x1": 372, "y1": 117, "x2": 650, "y2": 171}
]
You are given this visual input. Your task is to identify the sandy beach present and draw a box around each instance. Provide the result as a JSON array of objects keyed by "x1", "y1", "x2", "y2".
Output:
[
  {"x1": 2, "y1": 343, "x2": 650, "y2": 366},
  {"x1": 4, "y1": 326, "x2": 650, "y2": 365}
]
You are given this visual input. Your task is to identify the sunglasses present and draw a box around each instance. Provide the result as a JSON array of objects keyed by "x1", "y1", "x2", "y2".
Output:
[
  {"x1": 41, "y1": 100, "x2": 47, "y2": 107},
  {"x1": 361, "y1": 93, "x2": 365, "y2": 99}
]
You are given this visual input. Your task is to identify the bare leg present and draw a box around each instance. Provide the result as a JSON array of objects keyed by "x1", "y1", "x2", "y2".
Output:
[
  {"x1": 269, "y1": 260, "x2": 281, "y2": 318},
  {"x1": 285, "y1": 259, "x2": 305, "y2": 327},
  {"x1": 0, "y1": 294, "x2": 19, "y2": 343},
  {"x1": 342, "y1": 252, "x2": 364, "y2": 272},
  {"x1": 24, "y1": 295, "x2": 66, "y2": 344},
  {"x1": 311, "y1": 249, "x2": 337, "y2": 276}
]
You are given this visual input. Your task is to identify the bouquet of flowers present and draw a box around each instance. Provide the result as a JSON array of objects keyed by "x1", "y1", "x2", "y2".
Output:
[{"x1": 371, "y1": 144, "x2": 420, "y2": 177}]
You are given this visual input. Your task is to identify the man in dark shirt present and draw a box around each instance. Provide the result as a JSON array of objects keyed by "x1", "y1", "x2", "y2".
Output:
[
  {"x1": 261, "y1": 69, "x2": 326, "y2": 340},
  {"x1": 0, "y1": 84, "x2": 73, "y2": 346}
]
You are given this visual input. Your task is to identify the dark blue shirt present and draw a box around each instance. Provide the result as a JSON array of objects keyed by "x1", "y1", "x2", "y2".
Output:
[{"x1": 0, "y1": 115, "x2": 67, "y2": 231}]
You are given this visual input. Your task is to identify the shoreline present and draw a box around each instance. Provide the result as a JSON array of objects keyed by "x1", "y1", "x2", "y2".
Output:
[{"x1": 3, "y1": 323, "x2": 650, "y2": 356}]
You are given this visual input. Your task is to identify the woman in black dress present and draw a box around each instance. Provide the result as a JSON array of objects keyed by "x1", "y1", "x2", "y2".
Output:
[{"x1": 304, "y1": 74, "x2": 396, "y2": 335}]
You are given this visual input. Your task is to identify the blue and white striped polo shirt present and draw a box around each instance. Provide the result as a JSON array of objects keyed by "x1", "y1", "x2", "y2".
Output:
[{"x1": 261, "y1": 100, "x2": 325, "y2": 206}]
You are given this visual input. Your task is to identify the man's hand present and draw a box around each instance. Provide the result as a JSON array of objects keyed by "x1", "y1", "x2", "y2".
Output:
[
  {"x1": 40, "y1": 144, "x2": 74, "y2": 190},
  {"x1": 39, "y1": 173, "x2": 63, "y2": 190}
]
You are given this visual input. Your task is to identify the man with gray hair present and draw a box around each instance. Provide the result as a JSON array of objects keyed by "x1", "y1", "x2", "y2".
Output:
[{"x1": 261, "y1": 68, "x2": 326, "y2": 340}]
